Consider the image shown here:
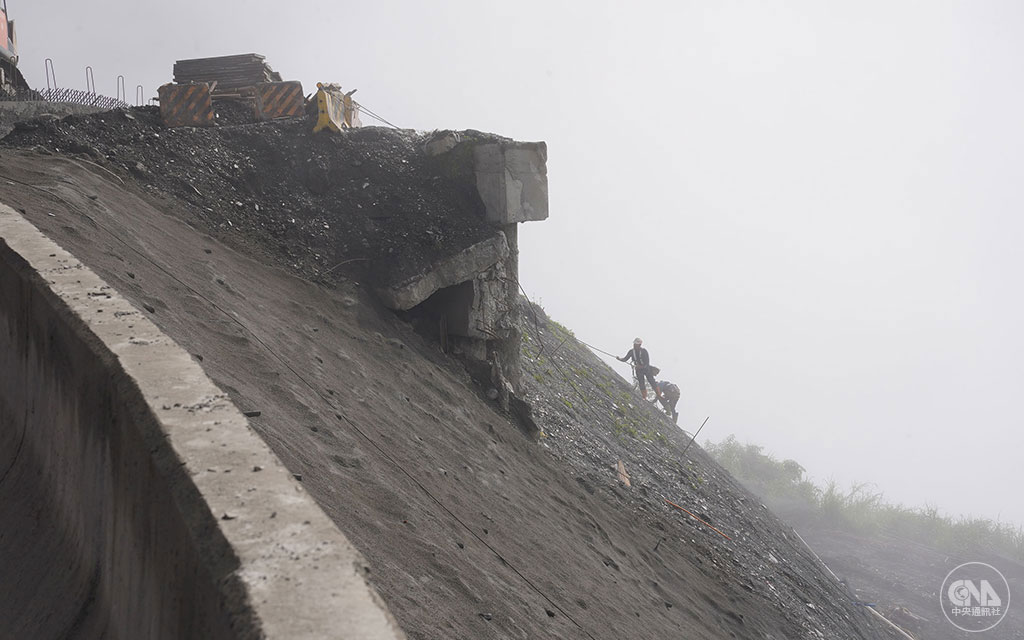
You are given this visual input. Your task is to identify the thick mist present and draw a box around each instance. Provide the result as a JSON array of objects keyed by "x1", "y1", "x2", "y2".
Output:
[{"x1": 15, "y1": 0, "x2": 1023, "y2": 526}]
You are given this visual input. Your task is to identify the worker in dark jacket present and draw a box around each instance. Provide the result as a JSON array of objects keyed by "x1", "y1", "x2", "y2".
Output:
[
  {"x1": 655, "y1": 380, "x2": 681, "y2": 424},
  {"x1": 618, "y1": 338, "x2": 661, "y2": 398}
]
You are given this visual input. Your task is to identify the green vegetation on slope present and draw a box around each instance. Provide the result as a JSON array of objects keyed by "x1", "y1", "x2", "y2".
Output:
[{"x1": 706, "y1": 435, "x2": 1024, "y2": 561}]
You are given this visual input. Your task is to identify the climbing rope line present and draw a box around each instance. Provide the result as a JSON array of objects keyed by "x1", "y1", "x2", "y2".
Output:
[
  {"x1": 7, "y1": 167, "x2": 596, "y2": 639},
  {"x1": 514, "y1": 279, "x2": 727, "y2": 547},
  {"x1": 515, "y1": 281, "x2": 612, "y2": 411},
  {"x1": 548, "y1": 334, "x2": 571, "y2": 359},
  {"x1": 515, "y1": 278, "x2": 653, "y2": 412},
  {"x1": 353, "y1": 100, "x2": 401, "y2": 129},
  {"x1": 575, "y1": 338, "x2": 621, "y2": 360},
  {"x1": 514, "y1": 279, "x2": 631, "y2": 363},
  {"x1": 514, "y1": 278, "x2": 546, "y2": 359}
]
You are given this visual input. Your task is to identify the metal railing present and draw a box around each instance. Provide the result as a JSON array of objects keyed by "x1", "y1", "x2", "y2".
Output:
[
  {"x1": 35, "y1": 86, "x2": 130, "y2": 109},
  {"x1": 0, "y1": 59, "x2": 131, "y2": 109}
]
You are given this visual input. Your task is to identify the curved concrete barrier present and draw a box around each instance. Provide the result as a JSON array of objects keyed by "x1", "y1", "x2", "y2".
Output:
[{"x1": 0, "y1": 204, "x2": 403, "y2": 639}]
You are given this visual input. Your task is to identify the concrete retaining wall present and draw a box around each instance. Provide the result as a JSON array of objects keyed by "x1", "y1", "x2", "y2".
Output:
[{"x1": 0, "y1": 204, "x2": 403, "y2": 639}]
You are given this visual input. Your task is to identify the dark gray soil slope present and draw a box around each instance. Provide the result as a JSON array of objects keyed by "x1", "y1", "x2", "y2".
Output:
[
  {"x1": 1, "y1": 128, "x2": 901, "y2": 639},
  {"x1": 775, "y1": 506, "x2": 1024, "y2": 640},
  {"x1": 516, "y1": 308, "x2": 911, "y2": 639},
  {"x1": 0, "y1": 101, "x2": 102, "y2": 136}
]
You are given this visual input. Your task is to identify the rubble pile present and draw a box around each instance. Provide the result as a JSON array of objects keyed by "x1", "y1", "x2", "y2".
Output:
[{"x1": 1, "y1": 107, "x2": 506, "y2": 291}]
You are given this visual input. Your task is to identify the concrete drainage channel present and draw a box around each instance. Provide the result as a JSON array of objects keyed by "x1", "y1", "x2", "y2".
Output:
[{"x1": 0, "y1": 203, "x2": 403, "y2": 639}]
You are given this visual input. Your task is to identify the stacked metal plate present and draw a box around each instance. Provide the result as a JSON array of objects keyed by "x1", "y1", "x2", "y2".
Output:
[{"x1": 172, "y1": 54, "x2": 283, "y2": 93}]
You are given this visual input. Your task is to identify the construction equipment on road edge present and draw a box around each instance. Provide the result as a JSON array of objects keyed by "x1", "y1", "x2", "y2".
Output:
[
  {"x1": 253, "y1": 80, "x2": 304, "y2": 120},
  {"x1": 158, "y1": 82, "x2": 214, "y2": 128},
  {"x1": 157, "y1": 55, "x2": 367, "y2": 130},
  {"x1": 158, "y1": 54, "x2": 306, "y2": 127},
  {"x1": 0, "y1": 0, "x2": 28, "y2": 93},
  {"x1": 313, "y1": 82, "x2": 361, "y2": 133}
]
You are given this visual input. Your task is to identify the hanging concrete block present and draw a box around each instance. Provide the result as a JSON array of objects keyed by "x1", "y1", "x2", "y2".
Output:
[{"x1": 473, "y1": 142, "x2": 548, "y2": 224}]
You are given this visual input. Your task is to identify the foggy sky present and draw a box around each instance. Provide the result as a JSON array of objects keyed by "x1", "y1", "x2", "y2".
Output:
[{"x1": 15, "y1": 1, "x2": 1023, "y2": 527}]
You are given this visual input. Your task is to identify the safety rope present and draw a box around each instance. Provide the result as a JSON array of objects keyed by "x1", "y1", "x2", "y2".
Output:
[
  {"x1": 577, "y1": 338, "x2": 622, "y2": 360},
  {"x1": 353, "y1": 100, "x2": 401, "y2": 129},
  {"x1": 515, "y1": 282, "x2": 633, "y2": 363}
]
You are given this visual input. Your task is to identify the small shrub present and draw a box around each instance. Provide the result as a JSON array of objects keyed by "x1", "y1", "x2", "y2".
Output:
[{"x1": 706, "y1": 434, "x2": 1024, "y2": 561}]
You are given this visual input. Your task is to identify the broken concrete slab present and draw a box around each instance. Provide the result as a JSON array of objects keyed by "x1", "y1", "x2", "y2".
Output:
[
  {"x1": 473, "y1": 142, "x2": 548, "y2": 224},
  {"x1": 375, "y1": 232, "x2": 510, "y2": 311},
  {"x1": 423, "y1": 130, "x2": 461, "y2": 156}
]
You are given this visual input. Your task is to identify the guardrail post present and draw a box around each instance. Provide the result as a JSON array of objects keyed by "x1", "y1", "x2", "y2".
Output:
[{"x1": 44, "y1": 58, "x2": 56, "y2": 92}]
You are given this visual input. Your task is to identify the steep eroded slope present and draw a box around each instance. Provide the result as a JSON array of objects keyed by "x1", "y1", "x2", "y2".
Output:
[{"x1": 1, "y1": 122, "x2": 901, "y2": 639}]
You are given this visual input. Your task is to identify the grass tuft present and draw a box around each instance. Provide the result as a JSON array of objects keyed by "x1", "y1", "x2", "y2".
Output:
[{"x1": 706, "y1": 435, "x2": 1024, "y2": 560}]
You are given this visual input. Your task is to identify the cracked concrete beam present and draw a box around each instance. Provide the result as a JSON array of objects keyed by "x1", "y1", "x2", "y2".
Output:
[{"x1": 375, "y1": 232, "x2": 510, "y2": 311}]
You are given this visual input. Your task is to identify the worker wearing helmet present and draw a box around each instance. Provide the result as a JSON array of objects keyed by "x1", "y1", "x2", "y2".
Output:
[{"x1": 618, "y1": 338, "x2": 661, "y2": 399}]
